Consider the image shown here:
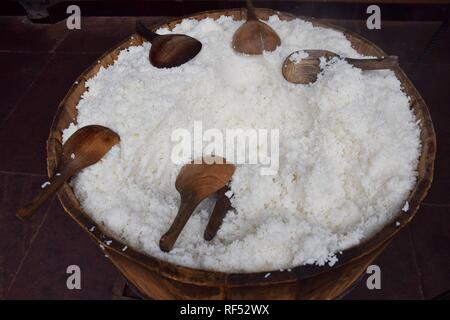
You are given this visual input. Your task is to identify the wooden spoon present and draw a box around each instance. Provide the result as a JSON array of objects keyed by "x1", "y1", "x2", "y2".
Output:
[
  {"x1": 159, "y1": 157, "x2": 235, "y2": 252},
  {"x1": 232, "y1": 0, "x2": 281, "y2": 55},
  {"x1": 17, "y1": 125, "x2": 120, "y2": 220},
  {"x1": 204, "y1": 186, "x2": 232, "y2": 241},
  {"x1": 136, "y1": 20, "x2": 202, "y2": 68},
  {"x1": 283, "y1": 49, "x2": 399, "y2": 84}
]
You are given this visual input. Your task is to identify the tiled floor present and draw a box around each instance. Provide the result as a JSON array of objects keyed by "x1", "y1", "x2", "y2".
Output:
[{"x1": 0, "y1": 15, "x2": 448, "y2": 300}]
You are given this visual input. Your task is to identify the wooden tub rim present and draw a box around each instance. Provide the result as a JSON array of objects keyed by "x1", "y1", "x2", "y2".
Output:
[{"x1": 47, "y1": 8, "x2": 436, "y2": 288}]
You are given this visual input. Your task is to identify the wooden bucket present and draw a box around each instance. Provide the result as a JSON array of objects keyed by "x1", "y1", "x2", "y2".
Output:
[{"x1": 47, "y1": 8, "x2": 436, "y2": 299}]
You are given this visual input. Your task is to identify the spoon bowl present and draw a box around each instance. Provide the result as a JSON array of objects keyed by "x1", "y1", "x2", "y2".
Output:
[
  {"x1": 136, "y1": 21, "x2": 202, "y2": 68},
  {"x1": 232, "y1": 0, "x2": 281, "y2": 55},
  {"x1": 17, "y1": 125, "x2": 120, "y2": 220},
  {"x1": 283, "y1": 49, "x2": 399, "y2": 84}
]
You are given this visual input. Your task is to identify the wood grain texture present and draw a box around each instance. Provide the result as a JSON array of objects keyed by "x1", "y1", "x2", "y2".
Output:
[
  {"x1": 46, "y1": 8, "x2": 436, "y2": 300},
  {"x1": 232, "y1": 1, "x2": 281, "y2": 55},
  {"x1": 282, "y1": 50, "x2": 399, "y2": 84},
  {"x1": 136, "y1": 20, "x2": 202, "y2": 68},
  {"x1": 204, "y1": 186, "x2": 232, "y2": 241},
  {"x1": 17, "y1": 125, "x2": 119, "y2": 220},
  {"x1": 160, "y1": 159, "x2": 235, "y2": 252}
]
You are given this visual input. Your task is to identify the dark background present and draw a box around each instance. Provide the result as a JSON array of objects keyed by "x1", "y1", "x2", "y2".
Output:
[{"x1": 0, "y1": 0, "x2": 449, "y2": 299}]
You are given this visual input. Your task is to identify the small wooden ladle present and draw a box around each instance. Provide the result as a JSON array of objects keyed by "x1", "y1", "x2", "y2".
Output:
[
  {"x1": 159, "y1": 157, "x2": 235, "y2": 252},
  {"x1": 17, "y1": 125, "x2": 120, "y2": 220},
  {"x1": 232, "y1": 0, "x2": 281, "y2": 55},
  {"x1": 283, "y1": 49, "x2": 399, "y2": 84},
  {"x1": 136, "y1": 20, "x2": 202, "y2": 68}
]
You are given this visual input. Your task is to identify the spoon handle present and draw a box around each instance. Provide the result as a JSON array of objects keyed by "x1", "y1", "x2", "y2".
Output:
[
  {"x1": 345, "y1": 56, "x2": 399, "y2": 70},
  {"x1": 17, "y1": 168, "x2": 72, "y2": 220},
  {"x1": 136, "y1": 20, "x2": 159, "y2": 42},
  {"x1": 204, "y1": 186, "x2": 231, "y2": 241},
  {"x1": 246, "y1": 0, "x2": 257, "y2": 21},
  {"x1": 159, "y1": 199, "x2": 199, "y2": 252}
]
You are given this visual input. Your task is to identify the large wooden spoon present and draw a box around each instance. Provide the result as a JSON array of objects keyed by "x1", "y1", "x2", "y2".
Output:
[
  {"x1": 232, "y1": 0, "x2": 281, "y2": 55},
  {"x1": 159, "y1": 157, "x2": 235, "y2": 252},
  {"x1": 283, "y1": 49, "x2": 399, "y2": 84},
  {"x1": 17, "y1": 125, "x2": 120, "y2": 220},
  {"x1": 136, "y1": 20, "x2": 202, "y2": 68}
]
